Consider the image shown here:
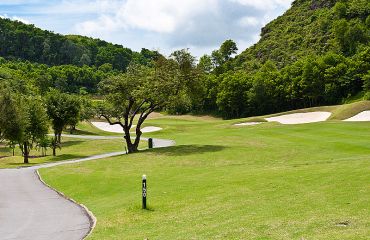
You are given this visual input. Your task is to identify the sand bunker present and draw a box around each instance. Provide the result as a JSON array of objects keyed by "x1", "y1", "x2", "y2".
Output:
[
  {"x1": 265, "y1": 112, "x2": 332, "y2": 124},
  {"x1": 91, "y1": 122, "x2": 162, "y2": 133},
  {"x1": 234, "y1": 122, "x2": 263, "y2": 126},
  {"x1": 344, "y1": 111, "x2": 370, "y2": 122}
]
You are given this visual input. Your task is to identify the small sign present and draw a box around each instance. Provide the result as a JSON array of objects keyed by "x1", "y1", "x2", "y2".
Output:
[{"x1": 142, "y1": 175, "x2": 147, "y2": 209}]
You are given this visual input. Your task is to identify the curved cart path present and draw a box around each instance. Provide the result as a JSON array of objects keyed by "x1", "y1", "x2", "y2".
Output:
[{"x1": 0, "y1": 136, "x2": 175, "y2": 240}]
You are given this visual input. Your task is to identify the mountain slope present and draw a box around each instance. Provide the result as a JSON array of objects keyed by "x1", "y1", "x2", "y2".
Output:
[
  {"x1": 204, "y1": 0, "x2": 370, "y2": 118},
  {"x1": 235, "y1": 0, "x2": 370, "y2": 69},
  {"x1": 0, "y1": 18, "x2": 159, "y2": 71}
]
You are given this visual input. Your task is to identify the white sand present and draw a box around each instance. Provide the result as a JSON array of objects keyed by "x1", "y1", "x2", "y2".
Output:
[
  {"x1": 234, "y1": 122, "x2": 263, "y2": 126},
  {"x1": 344, "y1": 111, "x2": 370, "y2": 122},
  {"x1": 91, "y1": 122, "x2": 162, "y2": 133},
  {"x1": 265, "y1": 112, "x2": 332, "y2": 125}
]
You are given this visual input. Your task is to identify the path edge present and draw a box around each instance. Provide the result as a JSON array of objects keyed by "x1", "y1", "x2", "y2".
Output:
[{"x1": 35, "y1": 170, "x2": 97, "y2": 240}]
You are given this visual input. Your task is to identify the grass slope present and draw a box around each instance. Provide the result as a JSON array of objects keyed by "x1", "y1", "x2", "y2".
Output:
[
  {"x1": 40, "y1": 117, "x2": 370, "y2": 239},
  {"x1": 234, "y1": 101, "x2": 370, "y2": 124}
]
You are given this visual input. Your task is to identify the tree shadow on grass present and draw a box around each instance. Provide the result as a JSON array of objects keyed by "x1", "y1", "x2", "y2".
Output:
[
  {"x1": 63, "y1": 129, "x2": 97, "y2": 136},
  {"x1": 61, "y1": 140, "x2": 84, "y2": 147},
  {"x1": 6, "y1": 154, "x2": 87, "y2": 167},
  {"x1": 47, "y1": 154, "x2": 87, "y2": 162},
  {"x1": 153, "y1": 145, "x2": 227, "y2": 156}
]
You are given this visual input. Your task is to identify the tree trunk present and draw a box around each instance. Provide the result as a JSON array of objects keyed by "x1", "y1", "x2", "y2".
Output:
[
  {"x1": 133, "y1": 125, "x2": 142, "y2": 151},
  {"x1": 23, "y1": 142, "x2": 29, "y2": 164},
  {"x1": 53, "y1": 134, "x2": 58, "y2": 156},
  {"x1": 70, "y1": 125, "x2": 76, "y2": 134},
  {"x1": 57, "y1": 133, "x2": 62, "y2": 143},
  {"x1": 124, "y1": 127, "x2": 138, "y2": 153}
]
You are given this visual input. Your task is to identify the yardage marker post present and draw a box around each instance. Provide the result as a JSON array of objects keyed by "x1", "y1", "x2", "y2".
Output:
[
  {"x1": 142, "y1": 175, "x2": 147, "y2": 209},
  {"x1": 148, "y1": 138, "x2": 153, "y2": 149}
]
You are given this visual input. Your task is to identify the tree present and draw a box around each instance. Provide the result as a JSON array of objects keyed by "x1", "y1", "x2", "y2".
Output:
[
  {"x1": 36, "y1": 137, "x2": 51, "y2": 157},
  {"x1": 168, "y1": 49, "x2": 204, "y2": 113},
  {"x1": 0, "y1": 91, "x2": 24, "y2": 150},
  {"x1": 19, "y1": 97, "x2": 49, "y2": 163},
  {"x1": 211, "y1": 40, "x2": 238, "y2": 74},
  {"x1": 198, "y1": 55, "x2": 213, "y2": 73},
  {"x1": 0, "y1": 92, "x2": 49, "y2": 163},
  {"x1": 46, "y1": 89, "x2": 81, "y2": 145},
  {"x1": 216, "y1": 71, "x2": 252, "y2": 119},
  {"x1": 333, "y1": 2, "x2": 347, "y2": 18},
  {"x1": 98, "y1": 61, "x2": 184, "y2": 153},
  {"x1": 220, "y1": 39, "x2": 238, "y2": 61}
]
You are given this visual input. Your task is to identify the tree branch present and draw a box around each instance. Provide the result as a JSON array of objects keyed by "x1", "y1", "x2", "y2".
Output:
[
  {"x1": 100, "y1": 114, "x2": 124, "y2": 128},
  {"x1": 128, "y1": 99, "x2": 147, "y2": 129}
]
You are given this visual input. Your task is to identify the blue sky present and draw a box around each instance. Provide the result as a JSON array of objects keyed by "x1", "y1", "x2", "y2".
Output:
[{"x1": 0, "y1": 0, "x2": 293, "y2": 57}]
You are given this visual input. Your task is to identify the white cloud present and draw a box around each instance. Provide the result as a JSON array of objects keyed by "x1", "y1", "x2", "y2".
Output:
[
  {"x1": 0, "y1": 0, "x2": 41, "y2": 5},
  {"x1": 0, "y1": 14, "x2": 30, "y2": 24},
  {"x1": 0, "y1": 0, "x2": 294, "y2": 56},
  {"x1": 238, "y1": 16, "x2": 260, "y2": 27},
  {"x1": 32, "y1": 0, "x2": 123, "y2": 15},
  {"x1": 76, "y1": 0, "x2": 218, "y2": 34},
  {"x1": 229, "y1": 0, "x2": 292, "y2": 10}
]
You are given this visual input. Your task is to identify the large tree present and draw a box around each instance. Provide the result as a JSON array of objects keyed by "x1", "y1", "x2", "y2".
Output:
[{"x1": 98, "y1": 59, "x2": 183, "y2": 153}]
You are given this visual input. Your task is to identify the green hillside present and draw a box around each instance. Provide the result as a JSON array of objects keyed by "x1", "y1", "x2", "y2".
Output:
[
  {"x1": 201, "y1": 0, "x2": 370, "y2": 118},
  {"x1": 0, "y1": 0, "x2": 369, "y2": 118},
  {"x1": 0, "y1": 18, "x2": 159, "y2": 70},
  {"x1": 235, "y1": 0, "x2": 370, "y2": 68}
]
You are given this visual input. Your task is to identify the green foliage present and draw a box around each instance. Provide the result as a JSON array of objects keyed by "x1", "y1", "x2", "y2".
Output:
[
  {"x1": 0, "y1": 18, "x2": 159, "y2": 71},
  {"x1": 198, "y1": 0, "x2": 370, "y2": 118},
  {"x1": 235, "y1": 0, "x2": 370, "y2": 68},
  {"x1": 198, "y1": 55, "x2": 213, "y2": 73},
  {"x1": 333, "y1": 2, "x2": 347, "y2": 18},
  {"x1": 216, "y1": 71, "x2": 251, "y2": 118},
  {"x1": 0, "y1": 91, "x2": 49, "y2": 163},
  {"x1": 219, "y1": 39, "x2": 238, "y2": 61},
  {"x1": 46, "y1": 89, "x2": 81, "y2": 143}
]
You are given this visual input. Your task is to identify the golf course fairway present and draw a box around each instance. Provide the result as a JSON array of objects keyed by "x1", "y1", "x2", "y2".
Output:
[{"x1": 39, "y1": 117, "x2": 370, "y2": 239}]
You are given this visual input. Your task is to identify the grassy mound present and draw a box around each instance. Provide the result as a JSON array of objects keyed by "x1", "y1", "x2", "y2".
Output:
[
  {"x1": 233, "y1": 101, "x2": 370, "y2": 124},
  {"x1": 329, "y1": 101, "x2": 370, "y2": 120}
]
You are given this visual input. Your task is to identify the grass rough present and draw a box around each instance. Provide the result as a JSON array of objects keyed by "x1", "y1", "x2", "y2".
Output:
[{"x1": 40, "y1": 116, "x2": 370, "y2": 240}]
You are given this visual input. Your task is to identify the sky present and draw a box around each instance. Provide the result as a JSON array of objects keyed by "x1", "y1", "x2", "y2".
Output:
[{"x1": 0, "y1": 0, "x2": 294, "y2": 57}]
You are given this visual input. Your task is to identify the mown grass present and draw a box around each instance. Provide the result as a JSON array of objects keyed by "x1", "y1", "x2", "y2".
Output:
[
  {"x1": 40, "y1": 116, "x2": 370, "y2": 239},
  {"x1": 329, "y1": 101, "x2": 370, "y2": 120},
  {"x1": 0, "y1": 137, "x2": 125, "y2": 168},
  {"x1": 0, "y1": 125, "x2": 126, "y2": 168}
]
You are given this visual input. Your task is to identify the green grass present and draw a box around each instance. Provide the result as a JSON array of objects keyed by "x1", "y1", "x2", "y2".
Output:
[
  {"x1": 329, "y1": 101, "x2": 370, "y2": 120},
  {"x1": 40, "y1": 116, "x2": 370, "y2": 239},
  {"x1": 232, "y1": 101, "x2": 370, "y2": 123},
  {"x1": 0, "y1": 136, "x2": 126, "y2": 168}
]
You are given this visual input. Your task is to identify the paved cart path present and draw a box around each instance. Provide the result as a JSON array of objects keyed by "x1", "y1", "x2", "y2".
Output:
[{"x1": 0, "y1": 136, "x2": 175, "y2": 240}]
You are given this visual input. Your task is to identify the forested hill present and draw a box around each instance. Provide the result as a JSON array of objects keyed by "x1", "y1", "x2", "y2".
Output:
[
  {"x1": 235, "y1": 0, "x2": 370, "y2": 69},
  {"x1": 200, "y1": 0, "x2": 370, "y2": 118},
  {"x1": 0, "y1": 18, "x2": 159, "y2": 71}
]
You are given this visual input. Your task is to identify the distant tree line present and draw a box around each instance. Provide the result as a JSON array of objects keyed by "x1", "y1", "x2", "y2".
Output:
[
  {"x1": 0, "y1": 18, "x2": 160, "y2": 71},
  {"x1": 0, "y1": 0, "x2": 369, "y2": 124}
]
